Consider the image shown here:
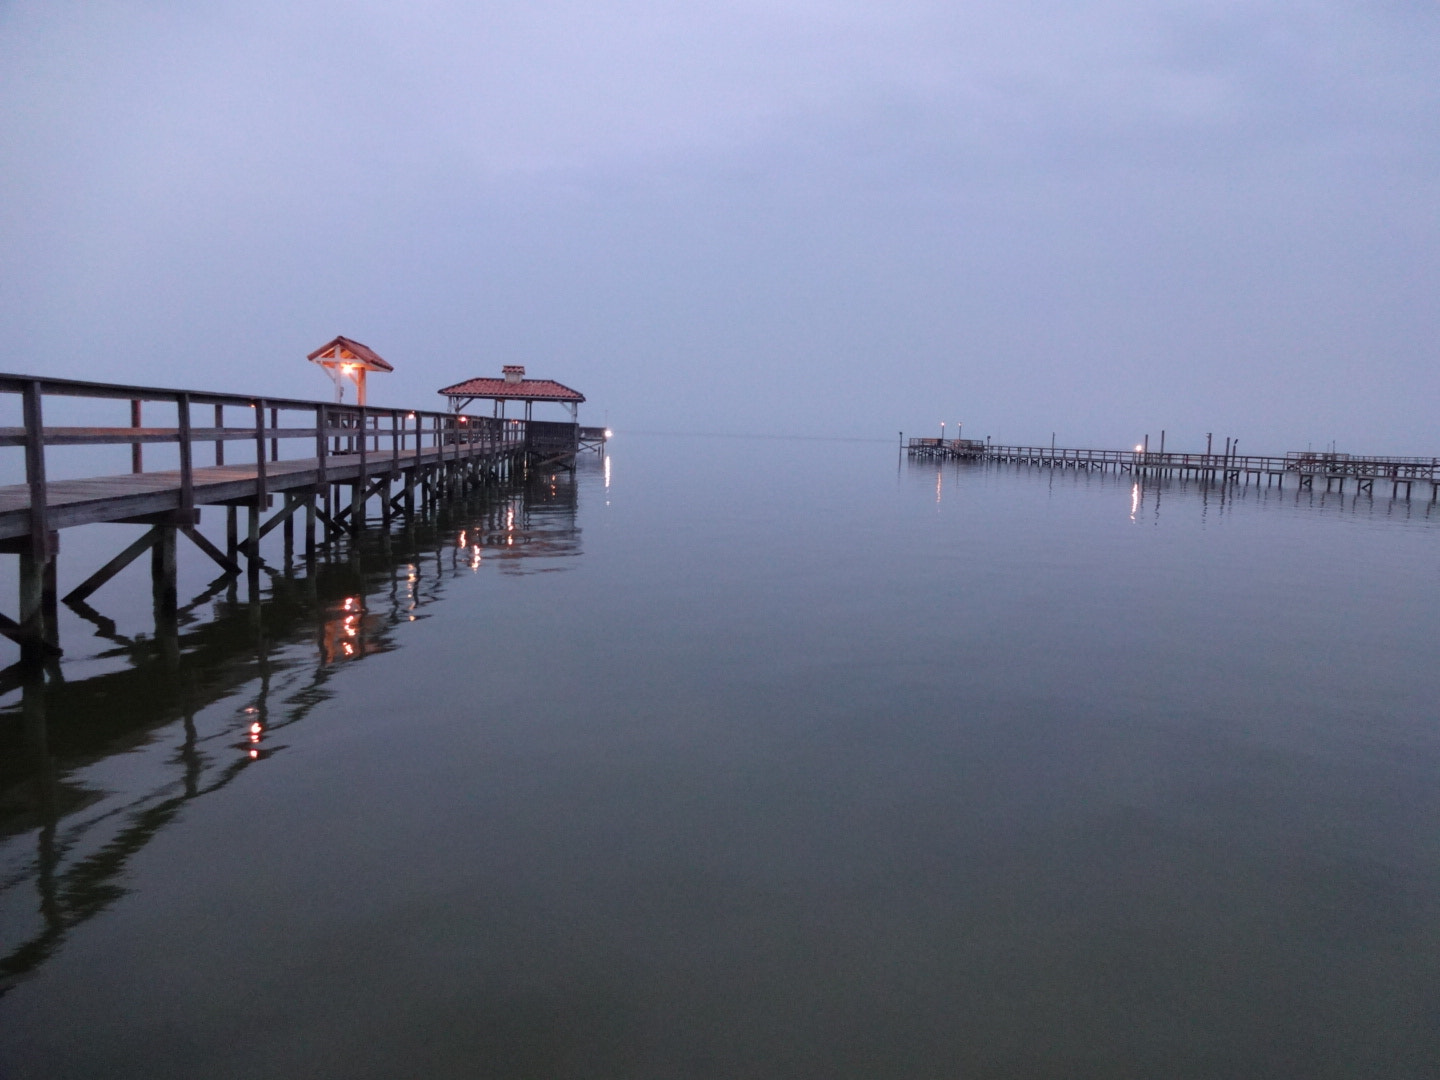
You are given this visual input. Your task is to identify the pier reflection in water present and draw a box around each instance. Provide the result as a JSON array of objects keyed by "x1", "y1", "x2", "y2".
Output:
[{"x1": 0, "y1": 468, "x2": 581, "y2": 990}]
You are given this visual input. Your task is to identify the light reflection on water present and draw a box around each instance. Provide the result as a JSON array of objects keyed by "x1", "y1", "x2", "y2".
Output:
[{"x1": 2, "y1": 441, "x2": 1439, "y2": 1078}]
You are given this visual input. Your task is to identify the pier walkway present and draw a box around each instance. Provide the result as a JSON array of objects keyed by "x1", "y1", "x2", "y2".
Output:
[{"x1": 0, "y1": 372, "x2": 574, "y2": 663}]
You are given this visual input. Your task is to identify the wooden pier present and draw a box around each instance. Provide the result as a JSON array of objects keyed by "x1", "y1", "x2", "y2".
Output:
[
  {"x1": 0, "y1": 372, "x2": 582, "y2": 665},
  {"x1": 908, "y1": 438, "x2": 1440, "y2": 500},
  {"x1": 905, "y1": 437, "x2": 986, "y2": 460}
]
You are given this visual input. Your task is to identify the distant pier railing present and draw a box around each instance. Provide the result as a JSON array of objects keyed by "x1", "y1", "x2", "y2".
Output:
[
  {"x1": 906, "y1": 437, "x2": 986, "y2": 459},
  {"x1": 909, "y1": 437, "x2": 1440, "y2": 501}
]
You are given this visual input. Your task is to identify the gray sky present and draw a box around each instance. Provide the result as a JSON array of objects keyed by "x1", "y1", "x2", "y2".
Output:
[{"x1": 2, "y1": 1, "x2": 1436, "y2": 451}]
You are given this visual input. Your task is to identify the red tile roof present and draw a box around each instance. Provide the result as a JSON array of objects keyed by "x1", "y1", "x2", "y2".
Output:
[
  {"x1": 438, "y1": 377, "x2": 585, "y2": 403},
  {"x1": 307, "y1": 335, "x2": 393, "y2": 372}
]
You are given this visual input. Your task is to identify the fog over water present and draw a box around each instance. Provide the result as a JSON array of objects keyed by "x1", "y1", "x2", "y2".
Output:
[{"x1": 1, "y1": 439, "x2": 1438, "y2": 1077}]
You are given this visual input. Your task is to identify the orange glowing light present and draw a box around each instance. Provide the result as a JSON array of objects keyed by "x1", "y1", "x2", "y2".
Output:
[
  {"x1": 250, "y1": 722, "x2": 262, "y2": 735},
  {"x1": 249, "y1": 749, "x2": 259, "y2": 759}
]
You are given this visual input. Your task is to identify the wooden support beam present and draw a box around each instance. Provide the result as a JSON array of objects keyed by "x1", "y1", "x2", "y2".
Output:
[
  {"x1": 42, "y1": 551, "x2": 58, "y2": 646},
  {"x1": 131, "y1": 399, "x2": 143, "y2": 473},
  {"x1": 0, "y1": 608, "x2": 61, "y2": 656},
  {"x1": 180, "y1": 525, "x2": 241, "y2": 576},
  {"x1": 149, "y1": 524, "x2": 179, "y2": 622},
  {"x1": 305, "y1": 493, "x2": 316, "y2": 563},
  {"x1": 356, "y1": 405, "x2": 368, "y2": 531},
  {"x1": 0, "y1": 531, "x2": 57, "y2": 555},
  {"x1": 237, "y1": 493, "x2": 307, "y2": 553},
  {"x1": 23, "y1": 382, "x2": 49, "y2": 566},
  {"x1": 253, "y1": 398, "x2": 267, "y2": 503},
  {"x1": 312, "y1": 502, "x2": 344, "y2": 538},
  {"x1": 116, "y1": 508, "x2": 200, "y2": 527},
  {"x1": 18, "y1": 549, "x2": 49, "y2": 660},
  {"x1": 64, "y1": 527, "x2": 159, "y2": 604},
  {"x1": 177, "y1": 392, "x2": 193, "y2": 513},
  {"x1": 331, "y1": 474, "x2": 393, "y2": 525},
  {"x1": 246, "y1": 503, "x2": 261, "y2": 579}
]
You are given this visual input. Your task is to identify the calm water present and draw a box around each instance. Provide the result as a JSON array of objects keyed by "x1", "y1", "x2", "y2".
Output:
[{"x1": 2, "y1": 436, "x2": 1439, "y2": 1078}]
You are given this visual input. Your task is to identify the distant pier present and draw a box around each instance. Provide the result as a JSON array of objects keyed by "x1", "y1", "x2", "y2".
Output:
[{"x1": 908, "y1": 437, "x2": 1440, "y2": 501}]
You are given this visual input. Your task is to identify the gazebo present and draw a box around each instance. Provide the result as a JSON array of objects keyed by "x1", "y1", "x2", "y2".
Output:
[
  {"x1": 437, "y1": 365, "x2": 585, "y2": 421},
  {"x1": 308, "y1": 336, "x2": 392, "y2": 406}
]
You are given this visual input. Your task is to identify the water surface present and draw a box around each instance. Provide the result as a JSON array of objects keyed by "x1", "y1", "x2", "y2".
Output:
[{"x1": 2, "y1": 437, "x2": 1438, "y2": 1078}]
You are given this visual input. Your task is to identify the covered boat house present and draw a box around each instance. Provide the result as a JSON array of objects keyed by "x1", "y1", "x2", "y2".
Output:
[
  {"x1": 437, "y1": 365, "x2": 584, "y2": 421},
  {"x1": 438, "y1": 365, "x2": 604, "y2": 467}
]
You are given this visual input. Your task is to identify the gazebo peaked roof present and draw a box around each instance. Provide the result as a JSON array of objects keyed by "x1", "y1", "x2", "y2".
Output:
[
  {"x1": 307, "y1": 335, "x2": 393, "y2": 373},
  {"x1": 438, "y1": 376, "x2": 585, "y2": 403}
]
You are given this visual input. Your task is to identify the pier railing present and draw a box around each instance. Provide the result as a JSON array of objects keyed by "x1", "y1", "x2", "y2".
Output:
[
  {"x1": 0, "y1": 372, "x2": 545, "y2": 662},
  {"x1": 0, "y1": 372, "x2": 530, "y2": 538},
  {"x1": 981, "y1": 444, "x2": 1440, "y2": 481},
  {"x1": 0, "y1": 372, "x2": 520, "y2": 473},
  {"x1": 906, "y1": 437, "x2": 985, "y2": 458},
  {"x1": 1282, "y1": 451, "x2": 1440, "y2": 477}
]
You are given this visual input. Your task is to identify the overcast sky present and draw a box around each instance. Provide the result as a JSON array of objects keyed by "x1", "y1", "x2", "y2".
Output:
[{"x1": 2, "y1": 1, "x2": 1436, "y2": 451}]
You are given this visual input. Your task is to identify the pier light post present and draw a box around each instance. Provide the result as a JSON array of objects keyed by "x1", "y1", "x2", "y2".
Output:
[{"x1": 307, "y1": 336, "x2": 393, "y2": 406}]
